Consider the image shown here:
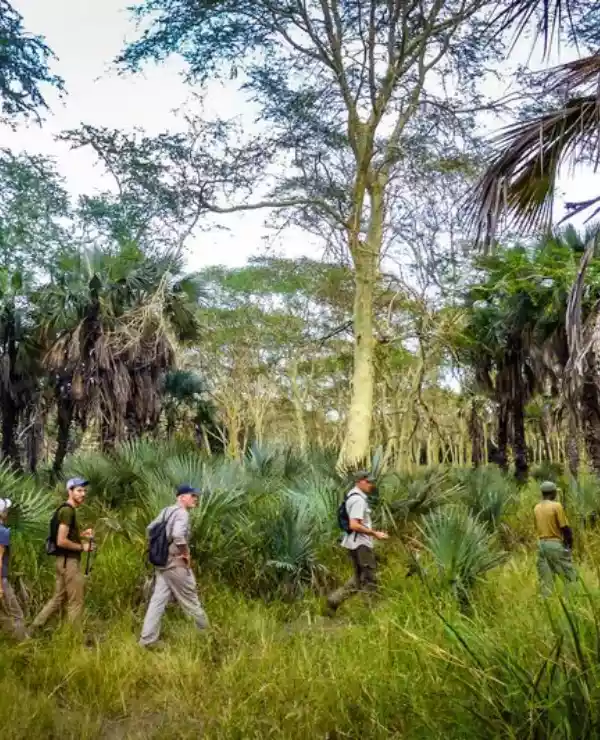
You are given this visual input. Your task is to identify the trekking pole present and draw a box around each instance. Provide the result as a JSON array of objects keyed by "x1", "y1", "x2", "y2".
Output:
[{"x1": 85, "y1": 536, "x2": 95, "y2": 576}]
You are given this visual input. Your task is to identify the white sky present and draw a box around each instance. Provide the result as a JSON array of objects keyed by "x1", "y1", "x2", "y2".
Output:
[{"x1": 1, "y1": 0, "x2": 599, "y2": 272}]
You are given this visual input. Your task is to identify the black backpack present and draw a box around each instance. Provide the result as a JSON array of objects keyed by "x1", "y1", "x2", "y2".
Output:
[
  {"x1": 45, "y1": 503, "x2": 77, "y2": 556},
  {"x1": 147, "y1": 508, "x2": 176, "y2": 567},
  {"x1": 337, "y1": 491, "x2": 361, "y2": 533}
]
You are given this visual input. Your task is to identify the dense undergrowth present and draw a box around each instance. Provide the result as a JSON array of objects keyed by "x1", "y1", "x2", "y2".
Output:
[{"x1": 3, "y1": 442, "x2": 600, "y2": 738}]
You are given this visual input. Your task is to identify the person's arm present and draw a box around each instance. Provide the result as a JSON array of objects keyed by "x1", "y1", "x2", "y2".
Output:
[
  {"x1": 349, "y1": 519, "x2": 388, "y2": 540},
  {"x1": 171, "y1": 511, "x2": 191, "y2": 565},
  {"x1": 556, "y1": 505, "x2": 573, "y2": 550},
  {"x1": 56, "y1": 523, "x2": 91, "y2": 552},
  {"x1": 347, "y1": 499, "x2": 388, "y2": 540}
]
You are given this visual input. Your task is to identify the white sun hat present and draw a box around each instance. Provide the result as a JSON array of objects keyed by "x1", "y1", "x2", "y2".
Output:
[{"x1": 0, "y1": 499, "x2": 12, "y2": 515}]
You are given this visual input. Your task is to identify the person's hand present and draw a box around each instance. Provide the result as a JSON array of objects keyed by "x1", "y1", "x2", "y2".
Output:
[
  {"x1": 0, "y1": 588, "x2": 4, "y2": 600},
  {"x1": 82, "y1": 541, "x2": 95, "y2": 553},
  {"x1": 181, "y1": 553, "x2": 191, "y2": 568},
  {"x1": 374, "y1": 531, "x2": 389, "y2": 540},
  {"x1": 81, "y1": 528, "x2": 94, "y2": 539}
]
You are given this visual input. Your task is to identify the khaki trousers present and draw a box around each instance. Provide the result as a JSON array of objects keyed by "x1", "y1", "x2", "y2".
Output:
[
  {"x1": 537, "y1": 539, "x2": 577, "y2": 598},
  {"x1": 327, "y1": 546, "x2": 377, "y2": 610},
  {"x1": 32, "y1": 557, "x2": 84, "y2": 627},
  {"x1": 139, "y1": 566, "x2": 209, "y2": 646},
  {"x1": 0, "y1": 578, "x2": 28, "y2": 640}
]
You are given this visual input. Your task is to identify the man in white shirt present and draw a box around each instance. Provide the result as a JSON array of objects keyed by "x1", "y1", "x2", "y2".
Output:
[{"x1": 327, "y1": 471, "x2": 388, "y2": 613}]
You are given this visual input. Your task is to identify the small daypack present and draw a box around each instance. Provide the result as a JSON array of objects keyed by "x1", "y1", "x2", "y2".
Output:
[
  {"x1": 45, "y1": 503, "x2": 77, "y2": 556},
  {"x1": 147, "y1": 508, "x2": 176, "y2": 567},
  {"x1": 337, "y1": 491, "x2": 361, "y2": 534}
]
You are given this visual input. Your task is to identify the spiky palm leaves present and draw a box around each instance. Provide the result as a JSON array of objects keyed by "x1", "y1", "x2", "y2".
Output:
[
  {"x1": 420, "y1": 507, "x2": 508, "y2": 607},
  {"x1": 38, "y1": 246, "x2": 202, "y2": 464},
  {"x1": 474, "y1": 47, "x2": 600, "y2": 241}
]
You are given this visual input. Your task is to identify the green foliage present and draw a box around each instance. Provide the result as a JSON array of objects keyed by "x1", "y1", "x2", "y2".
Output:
[
  {"x1": 420, "y1": 506, "x2": 508, "y2": 604},
  {"x1": 0, "y1": 0, "x2": 64, "y2": 119},
  {"x1": 458, "y1": 467, "x2": 514, "y2": 529}
]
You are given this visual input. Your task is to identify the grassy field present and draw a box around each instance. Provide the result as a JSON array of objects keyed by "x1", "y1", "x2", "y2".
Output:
[
  {"x1": 2, "y1": 540, "x2": 600, "y2": 739},
  {"x1": 3, "y1": 448, "x2": 600, "y2": 738}
]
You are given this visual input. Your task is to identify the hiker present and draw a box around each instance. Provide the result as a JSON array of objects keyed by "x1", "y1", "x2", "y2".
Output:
[
  {"x1": 139, "y1": 484, "x2": 209, "y2": 648},
  {"x1": 0, "y1": 498, "x2": 28, "y2": 640},
  {"x1": 32, "y1": 478, "x2": 95, "y2": 629},
  {"x1": 534, "y1": 480, "x2": 577, "y2": 597},
  {"x1": 326, "y1": 471, "x2": 388, "y2": 613}
]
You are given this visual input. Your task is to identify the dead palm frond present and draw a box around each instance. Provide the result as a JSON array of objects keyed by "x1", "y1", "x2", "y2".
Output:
[{"x1": 472, "y1": 54, "x2": 600, "y2": 244}]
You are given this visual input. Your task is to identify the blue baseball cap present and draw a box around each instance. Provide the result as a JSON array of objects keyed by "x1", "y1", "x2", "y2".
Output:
[
  {"x1": 67, "y1": 477, "x2": 88, "y2": 491},
  {"x1": 176, "y1": 484, "x2": 201, "y2": 496}
]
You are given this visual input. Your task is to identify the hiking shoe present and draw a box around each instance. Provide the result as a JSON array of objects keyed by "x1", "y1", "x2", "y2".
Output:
[{"x1": 139, "y1": 640, "x2": 167, "y2": 651}]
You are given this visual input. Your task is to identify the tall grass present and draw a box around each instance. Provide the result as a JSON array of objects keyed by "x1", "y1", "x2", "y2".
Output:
[{"x1": 5, "y1": 447, "x2": 600, "y2": 738}]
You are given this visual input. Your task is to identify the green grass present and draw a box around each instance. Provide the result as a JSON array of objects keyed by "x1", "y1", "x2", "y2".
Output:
[
  {"x1": 4, "y1": 449, "x2": 600, "y2": 738},
  {"x1": 3, "y1": 542, "x2": 600, "y2": 739}
]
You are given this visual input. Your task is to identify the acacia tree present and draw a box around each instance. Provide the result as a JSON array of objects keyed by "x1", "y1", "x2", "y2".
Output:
[
  {"x1": 120, "y1": 0, "x2": 507, "y2": 467},
  {"x1": 0, "y1": 0, "x2": 63, "y2": 119}
]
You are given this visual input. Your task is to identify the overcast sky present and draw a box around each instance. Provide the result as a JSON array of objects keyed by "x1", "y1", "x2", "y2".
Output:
[{"x1": 1, "y1": 0, "x2": 599, "y2": 272}]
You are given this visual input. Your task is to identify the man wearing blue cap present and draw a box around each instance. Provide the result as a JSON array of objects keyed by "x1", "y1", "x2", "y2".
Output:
[
  {"x1": 32, "y1": 478, "x2": 95, "y2": 629},
  {"x1": 139, "y1": 484, "x2": 209, "y2": 648}
]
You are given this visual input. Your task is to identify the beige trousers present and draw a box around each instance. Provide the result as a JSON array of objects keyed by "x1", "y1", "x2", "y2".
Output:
[
  {"x1": 0, "y1": 578, "x2": 28, "y2": 640},
  {"x1": 139, "y1": 566, "x2": 209, "y2": 646},
  {"x1": 32, "y1": 557, "x2": 84, "y2": 627}
]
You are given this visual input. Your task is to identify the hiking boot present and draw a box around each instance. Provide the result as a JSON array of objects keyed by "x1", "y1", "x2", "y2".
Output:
[{"x1": 139, "y1": 639, "x2": 168, "y2": 651}]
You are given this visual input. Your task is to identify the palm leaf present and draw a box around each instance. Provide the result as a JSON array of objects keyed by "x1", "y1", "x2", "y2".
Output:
[
  {"x1": 472, "y1": 54, "x2": 600, "y2": 243},
  {"x1": 493, "y1": 0, "x2": 578, "y2": 54}
]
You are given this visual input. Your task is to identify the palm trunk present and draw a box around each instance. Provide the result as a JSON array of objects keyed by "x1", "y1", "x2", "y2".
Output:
[
  {"x1": 582, "y1": 360, "x2": 600, "y2": 476},
  {"x1": 53, "y1": 394, "x2": 73, "y2": 474},
  {"x1": 469, "y1": 399, "x2": 484, "y2": 468},
  {"x1": 512, "y1": 389, "x2": 528, "y2": 482},
  {"x1": 495, "y1": 401, "x2": 509, "y2": 472},
  {"x1": 1, "y1": 394, "x2": 19, "y2": 469},
  {"x1": 566, "y1": 409, "x2": 580, "y2": 477}
]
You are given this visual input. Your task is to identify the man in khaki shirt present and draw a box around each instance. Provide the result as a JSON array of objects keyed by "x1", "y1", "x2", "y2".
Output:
[{"x1": 534, "y1": 481, "x2": 577, "y2": 597}]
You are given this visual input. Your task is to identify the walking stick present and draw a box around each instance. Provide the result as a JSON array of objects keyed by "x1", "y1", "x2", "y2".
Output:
[{"x1": 85, "y1": 536, "x2": 95, "y2": 576}]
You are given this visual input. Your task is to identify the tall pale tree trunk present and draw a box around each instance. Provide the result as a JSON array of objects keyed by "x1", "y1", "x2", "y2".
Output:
[{"x1": 338, "y1": 176, "x2": 384, "y2": 469}]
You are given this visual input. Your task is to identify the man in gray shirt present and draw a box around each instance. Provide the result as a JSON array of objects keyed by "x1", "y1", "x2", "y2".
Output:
[
  {"x1": 139, "y1": 484, "x2": 209, "y2": 648},
  {"x1": 327, "y1": 471, "x2": 388, "y2": 613}
]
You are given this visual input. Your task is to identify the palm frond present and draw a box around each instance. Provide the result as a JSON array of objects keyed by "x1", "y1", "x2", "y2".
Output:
[
  {"x1": 493, "y1": 0, "x2": 578, "y2": 54},
  {"x1": 472, "y1": 55, "x2": 600, "y2": 244}
]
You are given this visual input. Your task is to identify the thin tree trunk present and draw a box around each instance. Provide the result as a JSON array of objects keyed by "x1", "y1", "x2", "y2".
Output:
[
  {"x1": 496, "y1": 401, "x2": 509, "y2": 472},
  {"x1": 469, "y1": 399, "x2": 483, "y2": 468},
  {"x1": 512, "y1": 388, "x2": 528, "y2": 482}
]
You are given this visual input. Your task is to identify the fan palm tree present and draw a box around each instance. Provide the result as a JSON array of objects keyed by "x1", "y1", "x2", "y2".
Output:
[
  {"x1": 474, "y1": 1, "x2": 600, "y2": 239},
  {"x1": 0, "y1": 270, "x2": 41, "y2": 470},
  {"x1": 36, "y1": 244, "x2": 202, "y2": 470},
  {"x1": 462, "y1": 248, "x2": 542, "y2": 478}
]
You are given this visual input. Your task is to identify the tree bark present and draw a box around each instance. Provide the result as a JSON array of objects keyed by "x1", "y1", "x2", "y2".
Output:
[
  {"x1": 495, "y1": 401, "x2": 509, "y2": 472},
  {"x1": 469, "y1": 399, "x2": 483, "y2": 468},
  {"x1": 53, "y1": 393, "x2": 73, "y2": 474},
  {"x1": 582, "y1": 359, "x2": 600, "y2": 476},
  {"x1": 566, "y1": 409, "x2": 580, "y2": 477},
  {"x1": 338, "y1": 175, "x2": 383, "y2": 469},
  {"x1": 1, "y1": 394, "x2": 19, "y2": 469},
  {"x1": 512, "y1": 389, "x2": 528, "y2": 482}
]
